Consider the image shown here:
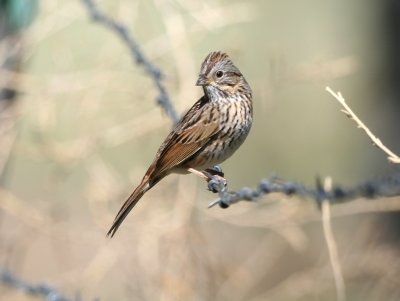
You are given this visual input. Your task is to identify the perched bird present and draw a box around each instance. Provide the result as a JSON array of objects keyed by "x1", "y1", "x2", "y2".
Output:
[{"x1": 108, "y1": 51, "x2": 253, "y2": 237}]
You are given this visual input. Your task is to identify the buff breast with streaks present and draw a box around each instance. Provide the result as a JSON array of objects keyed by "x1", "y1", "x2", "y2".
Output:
[{"x1": 108, "y1": 51, "x2": 253, "y2": 237}]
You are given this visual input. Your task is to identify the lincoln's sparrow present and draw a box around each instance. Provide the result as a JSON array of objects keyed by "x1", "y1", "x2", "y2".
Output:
[{"x1": 108, "y1": 51, "x2": 253, "y2": 237}]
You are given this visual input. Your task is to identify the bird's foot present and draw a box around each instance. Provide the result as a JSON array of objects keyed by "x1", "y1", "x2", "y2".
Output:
[{"x1": 206, "y1": 174, "x2": 227, "y2": 193}]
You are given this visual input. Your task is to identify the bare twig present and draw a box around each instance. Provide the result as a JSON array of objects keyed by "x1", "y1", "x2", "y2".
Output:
[
  {"x1": 320, "y1": 177, "x2": 346, "y2": 301},
  {"x1": 81, "y1": 0, "x2": 179, "y2": 123},
  {"x1": 0, "y1": 268, "x2": 88, "y2": 301},
  {"x1": 326, "y1": 86, "x2": 400, "y2": 164}
]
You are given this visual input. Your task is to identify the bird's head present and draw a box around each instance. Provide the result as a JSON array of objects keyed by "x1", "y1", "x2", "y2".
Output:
[{"x1": 196, "y1": 51, "x2": 251, "y2": 99}]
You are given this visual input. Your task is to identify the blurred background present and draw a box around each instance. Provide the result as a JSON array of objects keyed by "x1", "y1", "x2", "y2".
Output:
[{"x1": 1, "y1": 0, "x2": 400, "y2": 300}]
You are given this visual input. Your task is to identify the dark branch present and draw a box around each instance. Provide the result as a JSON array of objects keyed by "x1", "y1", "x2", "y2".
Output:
[
  {"x1": 0, "y1": 268, "x2": 89, "y2": 301},
  {"x1": 81, "y1": 0, "x2": 179, "y2": 123},
  {"x1": 208, "y1": 174, "x2": 400, "y2": 208}
]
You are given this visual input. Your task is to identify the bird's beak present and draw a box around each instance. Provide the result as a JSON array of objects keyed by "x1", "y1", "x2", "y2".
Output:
[{"x1": 196, "y1": 75, "x2": 208, "y2": 86}]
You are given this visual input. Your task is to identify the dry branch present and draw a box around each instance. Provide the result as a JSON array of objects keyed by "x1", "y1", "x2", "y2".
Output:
[
  {"x1": 326, "y1": 86, "x2": 400, "y2": 164},
  {"x1": 321, "y1": 177, "x2": 346, "y2": 301}
]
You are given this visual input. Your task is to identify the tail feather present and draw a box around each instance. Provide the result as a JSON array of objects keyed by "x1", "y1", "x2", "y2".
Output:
[{"x1": 107, "y1": 180, "x2": 151, "y2": 237}]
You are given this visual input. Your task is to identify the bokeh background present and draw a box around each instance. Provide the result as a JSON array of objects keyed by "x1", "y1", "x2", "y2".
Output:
[{"x1": 1, "y1": 0, "x2": 400, "y2": 300}]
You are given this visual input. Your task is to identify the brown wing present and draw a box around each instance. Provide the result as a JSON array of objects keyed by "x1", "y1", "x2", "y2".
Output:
[
  {"x1": 148, "y1": 96, "x2": 220, "y2": 178},
  {"x1": 107, "y1": 97, "x2": 218, "y2": 237}
]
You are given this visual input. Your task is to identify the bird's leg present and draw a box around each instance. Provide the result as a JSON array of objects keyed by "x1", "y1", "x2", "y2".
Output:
[
  {"x1": 187, "y1": 168, "x2": 210, "y2": 181},
  {"x1": 187, "y1": 167, "x2": 227, "y2": 193}
]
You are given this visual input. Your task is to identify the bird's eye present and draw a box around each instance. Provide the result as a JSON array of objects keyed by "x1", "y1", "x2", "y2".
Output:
[{"x1": 216, "y1": 70, "x2": 224, "y2": 78}]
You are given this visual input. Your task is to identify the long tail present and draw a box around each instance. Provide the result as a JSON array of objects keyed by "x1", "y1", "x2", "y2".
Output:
[{"x1": 107, "y1": 179, "x2": 151, "y2": 237}]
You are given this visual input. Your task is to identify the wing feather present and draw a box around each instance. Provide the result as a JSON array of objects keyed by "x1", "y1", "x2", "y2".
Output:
[{"x1": 148, "y1": 96, "x2": 220, "y2": 177}]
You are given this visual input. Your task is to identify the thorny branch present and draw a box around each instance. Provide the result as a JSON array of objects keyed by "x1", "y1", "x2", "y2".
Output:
[
  {"x1": 81, "y1": 0, "x2": 179, "y2": 123},
  {"x1": 0, "y1": 268, "x2": 87, "y2": 301},
  {"x1": 207, "y1": 173, "x2": 400, "y2": 208}
]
